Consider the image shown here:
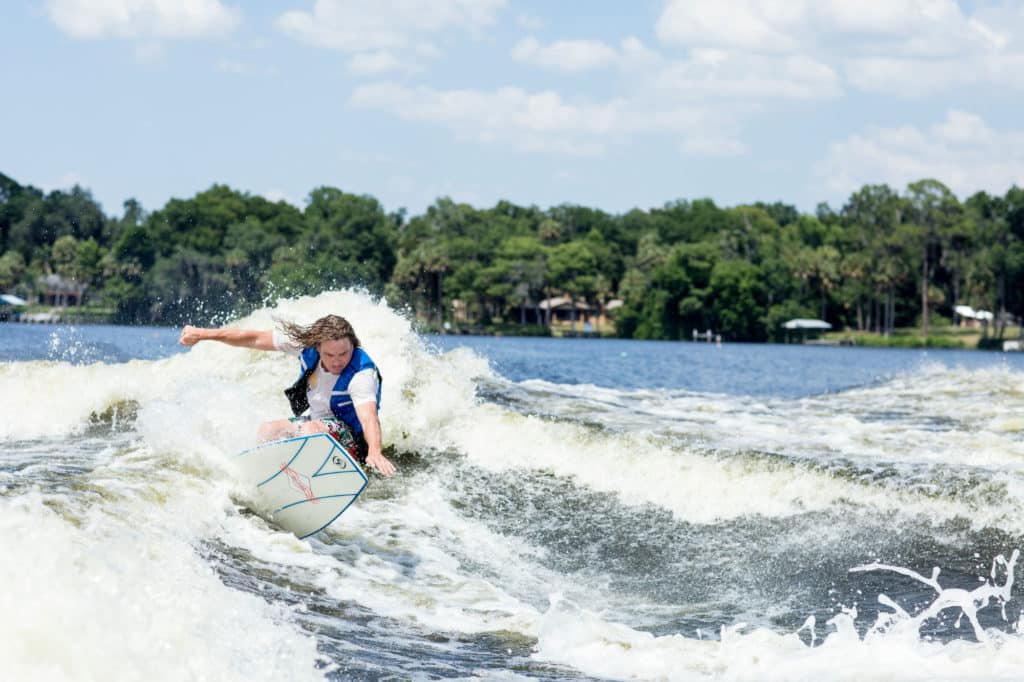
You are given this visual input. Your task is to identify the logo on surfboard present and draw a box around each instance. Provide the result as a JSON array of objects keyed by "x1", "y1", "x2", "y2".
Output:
[{"x1": 280, "y1": 462, "x2": 318, "y2": 504}]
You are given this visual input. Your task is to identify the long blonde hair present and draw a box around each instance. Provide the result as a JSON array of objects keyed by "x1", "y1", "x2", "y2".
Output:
[{"x1": 279, "y1": 314, "x2": 361, "y2": 349}]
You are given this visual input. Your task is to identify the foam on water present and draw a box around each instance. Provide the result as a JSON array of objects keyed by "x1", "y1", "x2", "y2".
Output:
[
  {"x1": 5, "y1": 292, "x2": 1022, "y2": 534},
  {"x1": 1, "y1": 490, "x2": 326, "y2": 682},
  {"x1": 6, "y1": 290, "x2": 1024, "y2": 680},
  {"x1": 533, "y1": 566, "x2": 1024, "y2": 682},
  {"x1": 851, "y1": 549, "x2": 1019, "y2": 643},
  {"x1": 378, "y1": 562, "x2": 1024, "y2": 682}
]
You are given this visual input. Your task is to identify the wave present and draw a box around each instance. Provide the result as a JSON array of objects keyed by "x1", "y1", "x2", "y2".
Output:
[
  {"x1": 7, "y1": 290, "x2": 1024, "y2": 679},
  {"x1": 4, "y1": 292, "x2": 1024, "y2": 533}
]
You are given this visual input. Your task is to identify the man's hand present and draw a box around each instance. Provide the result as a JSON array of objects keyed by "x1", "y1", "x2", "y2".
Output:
[
  {"x1": 365, "y1": 450, "x2": 396, "y2": 477},
  {"x1": 178, "y1": 325, "x2": 206, "y2": 346}
]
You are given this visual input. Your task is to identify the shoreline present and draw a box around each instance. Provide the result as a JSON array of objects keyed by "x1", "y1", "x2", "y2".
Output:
[{"x1": 2, "y1": 315, "x2": 1021, "y2": 352}]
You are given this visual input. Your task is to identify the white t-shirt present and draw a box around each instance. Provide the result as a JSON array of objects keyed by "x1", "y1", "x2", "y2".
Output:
[{"x1": 273, "y1": 329, "x2": 380, "y2": 420}]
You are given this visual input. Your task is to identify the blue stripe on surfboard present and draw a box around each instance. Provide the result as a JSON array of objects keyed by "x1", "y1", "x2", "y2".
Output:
[
  {"x1": 311, "y1": 442, "x2": 346, "y2": 477},
  {"x1": 240, "y1": 435, "x2": 367, "y2": 486},
  {"x1": 236, "y1": 434, "x2": 369, "y2": 537},
  {"x1": 274, "y1": 492, "x2": 360, "y2": 513},
  {"x1": 274, "y1": 493, "x2": 363, "y2": 538},
  {"x1": 310, "y1": 442, "x2": 368, "y2": 485},
  {"x1": 254, "y1": 436, "x2": 311, "y2": 487},
  {"x1": 237, "y1": 432, "x2": 324, "y2": 454}
]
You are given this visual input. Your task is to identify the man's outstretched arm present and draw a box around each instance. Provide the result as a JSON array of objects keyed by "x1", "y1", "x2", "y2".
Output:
[{"x1": 178, "y1": 325, "x2": 276, "y2": 351}]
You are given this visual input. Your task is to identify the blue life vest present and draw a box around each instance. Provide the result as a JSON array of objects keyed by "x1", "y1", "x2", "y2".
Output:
[{"x1": 284, "y1": 347, "x2": 382, "y2": 435}]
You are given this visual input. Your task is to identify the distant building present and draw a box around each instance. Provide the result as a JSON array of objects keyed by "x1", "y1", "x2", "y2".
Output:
[
  {"x1": 538, "y1": 296, "x2": 622, "y2": 333},
  {"x1": 954, "y1": 305, "x2": 994, "y2": 328},
  {"x1": 539, "y1": 296, "x2": 594, "y2": 324},
  {"x1": 781, "y1": 318, "x2": 832, "y2": 343},
  {"x1": 38, "y1": 273, "x2": 87, "y2": 307}
]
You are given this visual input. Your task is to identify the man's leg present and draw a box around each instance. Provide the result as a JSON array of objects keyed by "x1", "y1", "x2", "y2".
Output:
[
  {"x1": 257, "y1": 419, "x2": 300, "y2": 443},
  {"x1": 296, "y1": 420, "x2": 331, "y2": 436},
  {"x1": 257, "y1": 418, "x2": 337, "y2": 443}
]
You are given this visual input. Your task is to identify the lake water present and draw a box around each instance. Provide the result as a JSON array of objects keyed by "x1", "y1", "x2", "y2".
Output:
[{"x1": 4, "y1": 291, "x2": 1024, "y2": 681}]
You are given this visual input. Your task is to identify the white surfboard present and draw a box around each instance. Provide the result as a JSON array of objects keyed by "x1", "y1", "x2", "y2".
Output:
[{"x1": 234, "y1": 433, "x2": 368, "y2": 538}]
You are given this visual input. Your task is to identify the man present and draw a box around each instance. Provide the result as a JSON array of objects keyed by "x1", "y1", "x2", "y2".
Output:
[{"x1": 178, "y1": 314, "x2": 397, "y2": 477}]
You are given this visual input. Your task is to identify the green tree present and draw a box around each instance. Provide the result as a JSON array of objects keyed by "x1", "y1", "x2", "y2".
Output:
[
  {"x1": 0, "y1": 250, "x2": 26, "y2": 291},
  {"x1": 304, "y1": 187, "x2": 398, "y2": 288},
  {"x1": 707, "y1": 259, "x2": 767, "y2": 341},
  {"x1": 51, "y1": 235, "x2": 80, "y2": 280},
  {"x1": 905, "y1": 179, "x2": 961, "y2": 336},
  {"x1": 148, "y1": 247, "x2": 231, "y2": 322},
  {"x1": 495, "y1": 235, "x2": 548, "y2": 324},
  {"x1": 840, "y1": 184, "x2": 906, "y2": 333},
  {"x1": 651, "y1": 198, "x2": 725, "y2": 244},
  {"x1": 548, "y1": 240, "x2": 598, "y2": 330}
]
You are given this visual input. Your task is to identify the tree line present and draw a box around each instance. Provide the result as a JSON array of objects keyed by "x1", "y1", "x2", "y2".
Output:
[{"x1": 1, "y1": 171, "x2": 1022, "y2": 342}]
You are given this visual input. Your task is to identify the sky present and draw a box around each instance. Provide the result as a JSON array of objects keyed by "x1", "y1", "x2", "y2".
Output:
[{"x1": 2, "y1": 0, "x2": 1024, "y2": 219}]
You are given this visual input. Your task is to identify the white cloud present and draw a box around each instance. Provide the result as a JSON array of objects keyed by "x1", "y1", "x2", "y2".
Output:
[
  {"x1": 816, "y1": 0, "x2": 970, "y2": 55},
  {"x1": 510, "y1": 34, "x2": 839, "y2": 102},
  {"x1": 350, "y1": 82, "x2": 621, "y2": 156},
  {"x1": 844, "y1": 56, "x2": 970, "y2": 96},
  {"x1": 45, "y1": 0, "x2": 240, "y2": 40},
  {"x1": 511, "y1": 37, "x2": 619, "y2": 72},
  {"x1": 817, "y1": 110, "x2": 1024, "y2": 199},
  {"x1": 967, "y1": 16, "x2": 1009, "y2": 50},
  {"x1": 350, "y1": 82, "x2": 623, "y2": 141},
  {"x1": 653, "y1": 0, "x2": 1024, "y2": 96},
  {"x1": 655, "y1": 0, "x2": 973, "y2": 55},
  {"x1": 847, "y1": 46, "x2": 1024, "y2": 96},
  {"x1": 933, "y1": 110, "x2": 994, "y2": 145},
  {"x1": 276, "y1": 0, "x2": 505, "y2": 52},
  {"x1": 656, "y1": 0, "x2": 802, "y2": 53},
  {"x1": 349, "y1": 81, "x2": 745, "y2": 158},
  {"x1": 655, "y1": 52, "x2": 841, "y2": 99}
]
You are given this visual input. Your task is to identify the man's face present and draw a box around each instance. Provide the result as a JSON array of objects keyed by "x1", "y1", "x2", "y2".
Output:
[{"x1": 319, "y1": 338, "x2": 354, "y2": 374}]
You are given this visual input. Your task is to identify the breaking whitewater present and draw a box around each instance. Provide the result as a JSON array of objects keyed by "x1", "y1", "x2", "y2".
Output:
[{"x1": 4, "y1": 290, "x2": 1024, "y2": 681}]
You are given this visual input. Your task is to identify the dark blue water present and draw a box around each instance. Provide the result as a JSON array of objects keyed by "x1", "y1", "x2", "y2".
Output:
[
  {"x1": 427, "y1": 334, "x2": 1024, "y2": 398},
  {"x1": 4, "y1": 323, "x2": 1023, "y2": 399},
  {"x1": 0, "y1": 323, "x2": 186, "y2": 364}
]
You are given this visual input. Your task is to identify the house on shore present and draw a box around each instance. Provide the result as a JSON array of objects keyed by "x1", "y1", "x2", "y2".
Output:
[
  {"x1": 39, "y1": 273, "x2": 87, "y2": 307},
  {"x1": 445, "y1": 295, "x2": 623, "y2": 335},
  {"x1": 539, "y1": 296, "x2": 622, "y2": 335}
]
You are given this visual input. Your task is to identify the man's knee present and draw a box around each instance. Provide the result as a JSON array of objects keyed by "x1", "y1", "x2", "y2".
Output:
[
  {"x1": 258, "y1": 419, "x2": 295, "y2": 443},
  {"x1": 297, "y1": 420, "x2": 330, "y2": 436}
]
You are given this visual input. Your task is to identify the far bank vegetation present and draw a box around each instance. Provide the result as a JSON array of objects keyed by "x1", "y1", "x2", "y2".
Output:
[{"x1": 1, "y1": 172, "x2": 1022, "y2": 346}]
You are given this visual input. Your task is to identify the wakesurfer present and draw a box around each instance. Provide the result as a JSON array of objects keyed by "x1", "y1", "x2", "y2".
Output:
[{"x1": 178, "y1": 314, "x2": 396, "y2": 477}]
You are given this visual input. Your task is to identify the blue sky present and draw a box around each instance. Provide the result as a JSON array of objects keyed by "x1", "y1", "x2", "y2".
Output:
[{"x1": 3, "y1": 1, "x2": 1023, "y2": 219}]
